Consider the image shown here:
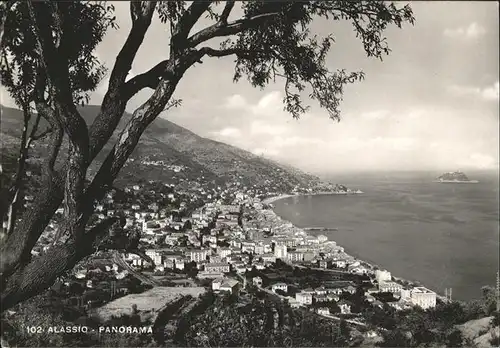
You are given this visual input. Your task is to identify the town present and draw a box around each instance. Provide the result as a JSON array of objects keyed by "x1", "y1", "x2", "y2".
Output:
[{"x1": 10, "y1": 159, "x2": 439, "y2": 345}]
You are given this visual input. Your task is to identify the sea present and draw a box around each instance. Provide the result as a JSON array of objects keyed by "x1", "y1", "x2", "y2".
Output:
[{"x1": 272, "y1": 170, "x2": 499, "y2": 301}]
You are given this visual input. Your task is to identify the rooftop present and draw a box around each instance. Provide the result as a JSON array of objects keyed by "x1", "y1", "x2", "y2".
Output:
[{"x1": 413, "y1": 287, "x2": 435, "y2": 294}]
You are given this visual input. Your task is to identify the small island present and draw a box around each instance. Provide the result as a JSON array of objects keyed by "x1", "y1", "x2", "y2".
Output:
[{"x1": 434, "y1": 171, "x2": 479, "y2": 183}]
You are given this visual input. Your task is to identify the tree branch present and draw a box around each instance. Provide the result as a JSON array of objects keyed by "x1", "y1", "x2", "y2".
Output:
[
  {"x1": 198, "y1": 46, "x2": 263, "y2": 59},
  {"x1": 0, "y1": 216, "x2": 123, "y2": 311},
  {"x1": 123, "y1": 60, "x2": 170, "y2": 99},
  {"x1": 86, "y1": 50, "x2": 203, "y2": 220},
  {"x1": 219, "y1": 1, "x2": 235, "y2": 26},
  {"x1": 188, "y1": 11, "x2": 280, "y2": 47},
  {"x1": 27, "y1": 1, "x2": 89, "y2": 241},
  {"x1": 31, "y1": 126, "x2": 53, "y2": 142},
  {"x1": 171, "y1": 1, "x2": 212, "y2": 52},
  {"x1": 88, "y1": 1, "x2": 157, "y2": 161},
  {"x1": 4, "y1": 104, "x2": 31, "y2": 235},
  {"x1": 0, "y1": 0, "x2": 15, "y2": 49}
]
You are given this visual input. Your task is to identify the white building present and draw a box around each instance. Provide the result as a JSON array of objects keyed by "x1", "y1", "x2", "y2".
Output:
[
  {"x1": 274, "y1": 244, "x2": 288, "y2": 260},
  {"x1": 404, "y1": 287, "x2": 437, "y2": 309},
  {"x1": 378, "y1": 281, "x2": 403, "y2": 294},
  {"x1": 339, "y1": 302, "x2": 351, "y2": 314},
  {"x1": 189, "y1": 249, "x2": 210, "y2": 263},
  {"x1": 205, "y1": 263, "x2": 230, "y2": 273},
  {"x1": 296, "y1": 292, "x2": 313, "y2": 305},
  {"x1": 317, "y1": 307, "x2": 330, "y2": 316},
  {"x1": 271, "y1": 283, "x2": 288, "y2": 293},
  {"x1": 317, "y1": 235, "x2": 329, "y2": 243},
  {"x1": 287, "y1": 251, "x2": 304, "y2": 263},
  {"x1": 375, "y1": 270, "x2": 392, "y2": 283},
  {"x1": 252, "y1": 277, "x2": 263, "y2": 287}
]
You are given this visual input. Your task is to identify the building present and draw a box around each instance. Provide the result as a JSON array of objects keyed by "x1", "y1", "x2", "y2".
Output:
[
  {"x1": 189, "y1": 249, "x2": 209, "y2": 263},
  {"x1": 287, "y1": 251, "x2": 304, "y2": 263},
  {"x1": 204, "y1": 263, "x2": 230, "y2": 273},
  {"x1": 317, "y1": 307, "x2": 330, "y2": 316},
  {"x1": 219, "y1": 279, "x2": 240, "y2": 294},
  {"x1": 379, "y1": 281, "x2": 403, "y2": 294},
  {"x1": 252, "y1": 277, "x2": 263, "y2": 287},
  {"x1": 261, "y1": 254, "x2": 277, "y2": 263},
  {"x1": 274, "y1": 244, "x2": 288, "y2": 260},
  {"x1": 406, "y1": 287, "x2": 437, "y2": 309},
  {"x1": 254, "y1": 245, "x2": 265, "y2": 255},
  {"x1": 317, "y1": 235, "x2": 329, "y2": 243},
  {"x1": 271, "y1": 283, "x2": 288, "y2": 293},
  {"x1": 375, "y1": 270, "x2": 392, "y2": 283},
  {"x1": 338, "y1": 301, "x2": 351, "y2": 314},
  {"x1": 217, "y1": 247, "x2": 232, "y2": 259},
  {"x1": 319, "y1": 260, "x2": 329, "y2": 269},
  {"x1": 296, "y1": 292, "x2": 313, "y2": 305},
  {"x1": 212, "y1": 278, "x2": 224, "y2": 291}
]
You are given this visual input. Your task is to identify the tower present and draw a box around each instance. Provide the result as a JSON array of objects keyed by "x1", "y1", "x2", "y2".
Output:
[{"x1": 496, "y1": 271, "x2": 500, "y2": 312}]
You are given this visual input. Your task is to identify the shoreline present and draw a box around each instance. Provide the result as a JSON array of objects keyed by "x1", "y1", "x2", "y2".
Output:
[
  {"x1": 262, "y1": 193, "x2": 450, "y2": 303},
  {"x1": 262, "y1": 191, "x2": 364, "y2": 205}
]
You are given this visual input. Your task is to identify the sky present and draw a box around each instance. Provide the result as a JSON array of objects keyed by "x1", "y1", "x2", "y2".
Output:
[{"x1": 2, "y1": 1, "x2": 499, "y2": 175}]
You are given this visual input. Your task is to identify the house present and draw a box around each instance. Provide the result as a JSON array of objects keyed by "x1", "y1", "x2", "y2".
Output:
[
  {"x1": 189, "y1": 249, "x2": 210, "y2": 262},
  {"x1": 338, "y1": 301, "x2": 351, "y2": 314},
  {"x1": 315, "y1": 286, "x2": 327, "y2": 296},
  {"x1": 327, "y1": 293, "x2": 340, "y2": 302},
  {"x1": 317, "y1": 307, "x2": 330, "y2": 316},
  {"x1": 378, "y1": 281, "x2": 403, "y2": 294},
  {"x1": 333, "y1": 260, "x2": 347, "y2": 268},
  {"x1": 219, "y1": 279, "x2": 239, "y2": 294},
  {"x1": 319, "y1": 260, "x2": 329, "y2": 269},
  {"x1": 261, "y1": 254, "x2": 276, "y2": 263},
  {"x1": 288, "y1": 298, "x2": 301, "y2": 308},
  {"x1": 252, "y1": 276, "x2": 263, "y2": 287},
  {"x1": 296, "y1": 292, "x2": 313, "y2": 305},
  {"x1": 287, "y1": 251, "x2": 304, "y2": 263},
  {"x1": 314, "y1": 294, "x2": 328, "y2": 303},
  {"x1": 344, "y1": 285, "x2": 356, "y2": 294},
  {"x1": 271, "y1": 283, "x2": 288, "y2": 293},
  {"x1": 205, "y1": 263, "x2": 230, "y2": 273},
  {"x1": 212, "y1": 278, "x2": 224, "y2": 291},
  {"x1": 375, "y1": 269, "x2": 392, "y2": 283}
]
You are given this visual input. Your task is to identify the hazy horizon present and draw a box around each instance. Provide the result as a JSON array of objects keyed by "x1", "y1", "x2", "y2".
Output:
[{"x1": 1, "y1": 1, "x2": 498, "y2": 174}]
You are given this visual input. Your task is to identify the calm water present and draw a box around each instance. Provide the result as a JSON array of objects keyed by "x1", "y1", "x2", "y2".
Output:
[{"x1": 273, "y1": 171, "x2": 499, "y2": 301}]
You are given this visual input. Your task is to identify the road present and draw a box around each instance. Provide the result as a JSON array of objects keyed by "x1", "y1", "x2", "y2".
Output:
[
  {"x1": 295, "y1": 264, "x2": 351, "y2": 275},
  {"x1": 112, "y1": 252, "x2": 162, "y2": 286}
]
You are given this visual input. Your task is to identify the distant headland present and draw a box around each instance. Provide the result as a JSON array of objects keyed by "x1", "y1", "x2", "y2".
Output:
[{"x1": 434, "y1": 171, "x2": 479, "y2": 184}]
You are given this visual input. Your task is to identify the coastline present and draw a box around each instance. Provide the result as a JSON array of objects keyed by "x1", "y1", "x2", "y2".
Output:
[
  {"x1": 263, "y1": 193, "x2": 450, "y2": 303},
  {"x1": 262, "y1": 191, "x2": 363, "y2": 205}
]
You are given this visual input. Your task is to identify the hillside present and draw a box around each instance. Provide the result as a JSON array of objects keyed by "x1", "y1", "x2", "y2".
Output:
[{"x1": 1, "y1": 104, "x2": 319, "y2": 191}]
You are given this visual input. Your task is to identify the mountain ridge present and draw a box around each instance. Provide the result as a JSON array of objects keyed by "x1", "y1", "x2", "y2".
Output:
[{"x1": 1, "y1": 104, "x2": 319, "y2": 190}]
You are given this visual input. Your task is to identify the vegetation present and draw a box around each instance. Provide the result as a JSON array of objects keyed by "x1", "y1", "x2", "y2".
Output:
[{"x1": 175, "y1": 292, "x2": 352, "y2": 347}]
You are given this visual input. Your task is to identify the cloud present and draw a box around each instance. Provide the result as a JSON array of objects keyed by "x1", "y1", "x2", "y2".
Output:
[
  {"x1": 251, "y1": 91, "x2": 283, "y2": 116},
  {"x1": 212, "y1": 127, "x2": 242, "y2": 138},
  {"x1": 481, "y1": 81, "x2": 499, "y2": 101},
  {"x1": 224, "y1": 94, "x2": 247, "y2": 109},
  {"x1": 360, "y1": 110, "x2": 390, "y2": 120},
  {"x1": 443, "y1": 22, "x2": 486, "y2": 39},
  {"x1": 447, "y1": 81, "x2": 499, "y2": 101},
  {"x1": 250, "y1": 120, "x2": 288, "y2": 136},
  {"x1": 458, "y1": 153, "x2": 498, "y2": 169}
]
